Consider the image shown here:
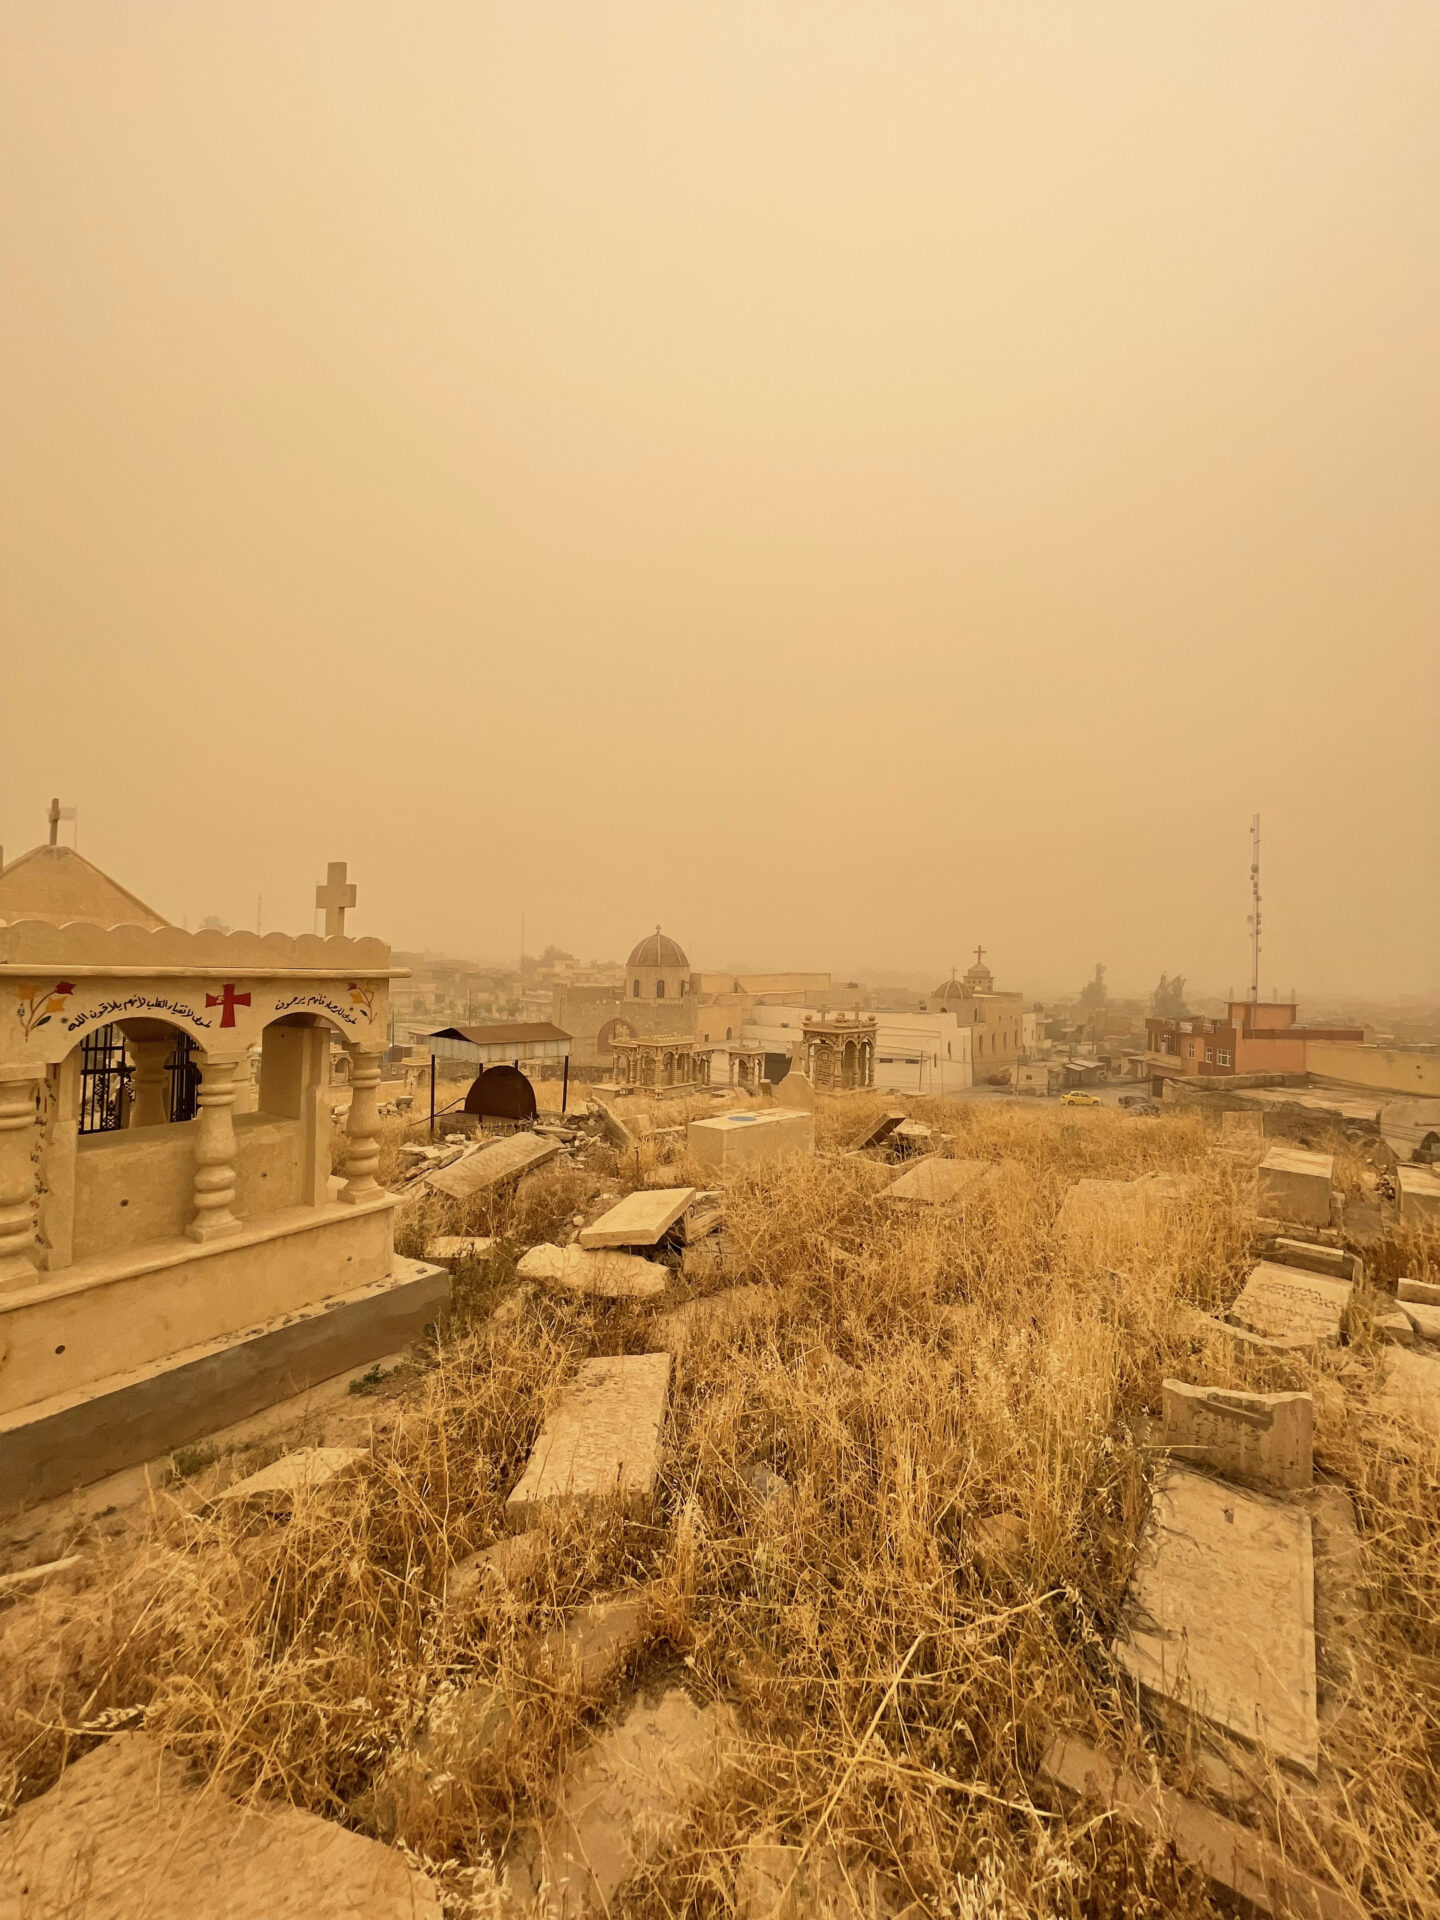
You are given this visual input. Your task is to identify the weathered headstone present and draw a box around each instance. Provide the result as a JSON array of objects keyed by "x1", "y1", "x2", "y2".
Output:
[
  {"x1": 1227, "y1": 1261, "x2": 1352, "y2": 1349},
  {"x1": 1221, "y1": 1108, "x2": 1265, "y2": 1140},
  {"x1": 774, "y1": 1070, "x2": 815, "y2": 1113},
  {"x1": 1397, "y1": 1165, "x2": 1440, "y2": 1226},
  {"x1": 1270, "y1": 1237, "x2": 1356, "y2": 1282},
  {"x1": 579, "y1": 1187, "x2": 696, "y2": 1249},
  {"x1": 1256, "y1": 1146, "x2": 1333, "y2": 1228},
  {"x1": 687, "y1": 1109, "x2": 814, "y2": 1173},
  {"x1": 516, "y1": 1243, "x2": 668, "y2": 1300},
  {"x1": 882, "y1": 1158, "x2": 995, "y2": 1206},
  {"x1": 427, "y1": 1131, "x2": 559, "y2": 1202},
  {"x1": 1113, "y1": 1466, "x2": 1318, "y2": 1775},
  {"x1": 1161, "y1": 1379, "x2": 1313, "y2": 1490},
  {"x1": 593, "y1": 1098, "x2": 635, "y2": 1152},
  {"x1": 0, "y1": 1734, "x2": 442, "y2": 1919},
  {"x1": 854, "y1": 1110, "x2": 907, "y2": 1151},
  {"x1": 506, "y1": 1352, "x2": 671, "y2": 1525}
]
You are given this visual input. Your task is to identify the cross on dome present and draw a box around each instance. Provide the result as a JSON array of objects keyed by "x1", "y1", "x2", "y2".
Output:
[{"x1": 315, "y1": 861, "x2": 357, "y2": 936}]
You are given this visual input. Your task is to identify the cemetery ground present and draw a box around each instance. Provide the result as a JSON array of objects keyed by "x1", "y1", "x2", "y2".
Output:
[{"x1": 1, "y1": 1095, "x2": 1436, "y2": 1918}]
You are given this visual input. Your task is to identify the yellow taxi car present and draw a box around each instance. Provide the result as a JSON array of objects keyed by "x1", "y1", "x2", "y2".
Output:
[{"x1": 1061, "y1": 1090, "x2": 1102, "y2": 1107}]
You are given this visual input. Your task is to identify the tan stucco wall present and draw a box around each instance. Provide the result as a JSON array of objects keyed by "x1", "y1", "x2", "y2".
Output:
[
  {"x1": 1306, "y1": 1042, "x2": 1440, "y2": 1096},
  {"x1": 0, "y1": 1199, "x2": 396, "y2": 1416}
]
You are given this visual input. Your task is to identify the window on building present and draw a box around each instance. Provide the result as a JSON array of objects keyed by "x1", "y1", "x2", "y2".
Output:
[
  {"x1": 656, "y1": 979, "x2": 665, "y2": 999},
  {"x1": 1205, "y1": 1048, "x2": 1214, "y2": 1064},
  {"x1": 632, "y1": 978, "x2": 640, "y2": 998},
  {"x1": 1218, "y1": 1050, "x2": 1232, "y2": 1066},
  {"x1": 725, "y1": 1027, "x2": 732, "y2": 1041},
  {"x1": 1186, "y1": 1042, "x2": 1195, "y2": 1058}
]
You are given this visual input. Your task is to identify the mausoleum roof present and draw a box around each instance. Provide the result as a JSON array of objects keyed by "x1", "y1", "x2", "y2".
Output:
[
  {"x1": 627, "y1": 928, "x2": 689, "y2": 970},
  {"x1": 0, "y1": 844, "x2": 170, "y2": 932}
]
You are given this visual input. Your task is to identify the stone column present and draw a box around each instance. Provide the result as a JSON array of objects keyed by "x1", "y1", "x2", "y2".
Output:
[
  {"x1": 128, "y1": 1039, "x2": 172, "y2": 1128},
  {"x1": 340, "y1": 1046, "x2": 383, "y2": 1204},
  {"x1": 0, "y1": 1073, "x2": 42, "y2": 1291},
  {"x1": 188, "y1": 1054, "x2": 243, "y2": 1242}
]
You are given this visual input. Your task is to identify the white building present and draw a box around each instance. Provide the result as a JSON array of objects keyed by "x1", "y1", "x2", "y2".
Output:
[{"x1": 870, "y1": 1009, "x2": 972, "y2": 1095}]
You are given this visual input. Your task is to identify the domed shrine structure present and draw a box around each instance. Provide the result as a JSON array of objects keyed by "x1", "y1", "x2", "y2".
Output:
[{"x1": 625, "y1": 927, "x2": 691, "y2": 1003}]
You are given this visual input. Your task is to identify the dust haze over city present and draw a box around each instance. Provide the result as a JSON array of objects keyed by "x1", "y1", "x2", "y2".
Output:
[{"x1": 1, "y1": 9, "x2": 1439, "y2": 1920}]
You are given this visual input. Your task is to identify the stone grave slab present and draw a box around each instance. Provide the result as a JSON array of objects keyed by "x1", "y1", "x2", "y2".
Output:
[
  {"x1": 446, "y1": 1530, "x2": 547, "y2": 1604},
  {"x1": 1270, "y1": 1237, "x2": 1357, "y2": 1282},
  {"x1": 882, "y1": 1158, "x2": 995, "y2": 1206},
  {"x1": 593, "y1": 1098, "x2": 636, "y2": 1152},
  {"x1": 1399, "y1": 1276, "x2": 1440, "y2": 1306},
  {"x1": 0, "y1": 1734, "x2": 441, "y2": 1920},
  {"x1": 506, "y1": 1352, "x2": 671, "y2": 1525},
  {"x1": 679, "y1": 1191, "x2": 725, "y2": 1242},
  {"x1": 1377, "y1": 1346, "x2": 1440, "y2": 1440},
  {"x1": 516, "y1": 1244, "x2": 668, "y2": 1300},
  {"x1": 1161, "y1": 1380, "x2": 1313, "y2": 1490},
  {"x1": 1402, "y1": 1299, "x2": 1440, "y2": 1345},
  {"x1": 1056, "y1": 1172, "x2": 1196, "y2": 1237},
  {"x1": 579, "y1": 1187, "x2": 696, "y2": 1249},
  {"x1": 1397, "y1": 1165, "x2": 1440, "y2": 1225},
  {"x1": 1221, "y1": 1109, "x2": 1266, "y2": 1140},
  {"x1": 218, "y1": 1446, "x2": 367, "y2": 1511},
  {"x1": 653, "y1": 1284, "x2": 773, "y2": 1356},
  {"x1": 855, "y1": 1110, "x2": 908, "y2": 1151},
  {"x1": 1227, "y1": 1261, "x2": 1352, "y2": 1348},
  {"x1": 688, "y1": 1109, "x2": 814, "y2": 1173},
  {"x1": 427, "y1": 1131, "x2": 560, "y2": 1202},
  {"x1": 1256, "y1": 1147, "x2": 1333, "y2": 1228},
  {"x1": 1040, "y1": 1734, "x2": 1361, "y2": 1920},
  {"x1": 515, "y1": 1688, "x2": 733, "y2": 1918},
  {"x1": 1113, "y1": 1465, "x2": 1318, "y2": 1775},
  {"x1": 1375, "y1": 1308, "x2": 1414, "y2": 1346}
]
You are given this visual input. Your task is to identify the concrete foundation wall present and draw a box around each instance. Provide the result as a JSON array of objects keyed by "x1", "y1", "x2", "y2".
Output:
[{"x1": 0, "y1": 1199, "x2": 396, "y2": 1417}]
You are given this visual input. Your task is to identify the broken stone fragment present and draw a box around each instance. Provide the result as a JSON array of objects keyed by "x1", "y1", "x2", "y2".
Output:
[
  {"x1": 653, "y1": 1284, "x2": 772, "y2": 1356},
  {"x1": 514, "y1": 1688, "x2": 735, "y2": 1918},
  {"x1": 1374, "y1": 1307, "x2": 1415, "y2": 1347},
  {"x1": 217, "y1": 1446, "x2": 367, "y2": 1512},
  {"x1": 882, "y1": 1158, "x2": 995, "y2": 1206},
  {"x1": 1401, "y1": 1298, "x2": 1440, "y2": 1345},
  {"x1": 516, "y1": 1242, "x2": 668, "y2": 1300},
  {"x1": 744, "y1": 1463, "x2": 791, "y2": 1507},
  {"x1": 446, "y1": 1529, "x2": 548, "y2": 1603},
  {"x1": 1160, "y1": 1379, "x2": 1313, "y2": 1491},
  {"x1": 0, "y1": 1733, "x2": 442, "y2": 1919},
  {"x1": 0, "y1": 1553, "x2": 82, "y2": 1595}
]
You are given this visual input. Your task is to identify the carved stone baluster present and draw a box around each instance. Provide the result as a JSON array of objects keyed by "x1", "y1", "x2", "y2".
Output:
[
  {"x1": 340, "y1": 1047, "x2": 383, "y2": 1204},
  {"x1": 188, "y1": 1054, "x2": 243, "y2": 1242},
  {"x1": 0, "y1": 1074, "x2": 41, "y2": 1290},
  {"x1": 128, "y1": 1039, "x2": 172, "y2": 1128}
]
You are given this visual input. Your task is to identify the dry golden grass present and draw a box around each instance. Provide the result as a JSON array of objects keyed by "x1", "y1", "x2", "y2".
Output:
[{"x1": 2, "y1": 1098, "x2": 1437, "y2": 1918}]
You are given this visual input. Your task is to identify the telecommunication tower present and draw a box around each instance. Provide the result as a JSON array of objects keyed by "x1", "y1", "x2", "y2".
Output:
[{"x1": 1247, "y1": 814, "x2": 1262, "y2": 1006}]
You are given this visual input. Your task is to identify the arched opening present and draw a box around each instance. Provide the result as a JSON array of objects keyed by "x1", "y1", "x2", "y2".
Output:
[
  {"x1": 632, "y1": 978, "x2": 640, "y2": 998},
  {"x1": 463, "y1": 1064, "x2": 537, "y2": 1127},
  {"x1": 656, "y1": 978, "x2": 666, "y2": 999},
  {"x1": 74, "y1": 1016, "x2": 205, "y2": 1135}
]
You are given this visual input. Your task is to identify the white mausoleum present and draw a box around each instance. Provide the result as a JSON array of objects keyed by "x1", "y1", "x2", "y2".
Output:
[{"x1": 0, "y1": 840, "x2": 445, "y2": 1506}]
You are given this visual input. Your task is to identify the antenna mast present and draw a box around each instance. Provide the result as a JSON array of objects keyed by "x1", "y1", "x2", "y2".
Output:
[{"x1": 1248, "y1": 813, "x2": 1261, "y2": 1006}]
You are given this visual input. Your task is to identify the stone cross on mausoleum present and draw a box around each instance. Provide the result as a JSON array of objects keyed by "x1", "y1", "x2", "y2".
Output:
[{"x1": 316, "y1": 861, "x2": 357, "y2": 936}]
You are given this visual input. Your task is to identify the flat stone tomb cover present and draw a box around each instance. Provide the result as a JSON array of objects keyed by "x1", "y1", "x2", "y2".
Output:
[
  {"x1": 883, "y1": 1158, "x2": 995, "y2": 1205},
  {"x1": 516, "y1": 1244, "x2": 667, "y2": 1300},
  {"x1": 0, "y1": 1733, "x2": 440, "y2": 1920},
  {"x1": 1113, "y1": 1466, "x2": 1317, "y2": 1775},
  {"x1": 1228, "y1": 1262, "x2": 1352, "y2": 1347},
  {"x1": 428, "y1": 1131, "x2": 559, "y2": 1202},
  {"x1": 1379, "y1": 1346, "x2": 1440, "y2": 1439},
  {"x1": 506, "y1": 1352, "x2": 671, "y2": 1523},
  {"x1": 579, "y1": 1187, "x2": 696, "y2": 1249}
]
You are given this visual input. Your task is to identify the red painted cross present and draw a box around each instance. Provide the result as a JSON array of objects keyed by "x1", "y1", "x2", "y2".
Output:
[{"x1": 205, "y1": 983, "x2": 252, "y2": 1028}]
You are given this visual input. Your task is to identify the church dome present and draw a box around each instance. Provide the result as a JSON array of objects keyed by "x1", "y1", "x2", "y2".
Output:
[
  {"x1": 627, "y1": 927, "x2": 689, "y2": 971},
  {"x1": 931, "y1": 977, "x2": 967, "y2": 1003}
]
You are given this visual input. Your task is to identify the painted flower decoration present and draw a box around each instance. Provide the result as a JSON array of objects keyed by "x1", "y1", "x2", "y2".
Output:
[{"x1": 18, "y1": 980, "x2": 76, "y2": 1037}]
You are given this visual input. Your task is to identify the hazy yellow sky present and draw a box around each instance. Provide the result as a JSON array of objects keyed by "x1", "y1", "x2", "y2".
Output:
[{"x1": 2, "y1": 3, "x2": 1436, "y2": 996}]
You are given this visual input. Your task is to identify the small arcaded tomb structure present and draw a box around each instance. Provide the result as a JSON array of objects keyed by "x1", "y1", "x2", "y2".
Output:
[
  {"x1": 516, "y1": 1243, "x2": 668, "y2": 1300},
  {"x1": 687, "y1": 1108, "x2": 814, "y2": 1174},
  {"x1": 1161, "y1": 1380, "x2": 1313, "y2": 1490},
  {"x1": 0, "y1": 1733, "x2": 441, "y2": 1920},
  {"x1": 578, "y1": 1186, "x2": 695, "y2": 1249},
  {"x1": 0, "y1": 904, "x2": 446, "y2": 1507},
  {"x1": 1113, "y1": 1465, "x2": 1318, "y2": 1775},
  {"x1": 1227, "y1": 1261, "x2": 1352, "y2": 1349},
  {"x1": 506, "y1": 1352, "x2": 671, "y2": 1525},
  {"x1": 1256, "y1": 1146, "x2": 1334, "y2": 1227},
  {"x1": 883, "y1": 1157, "x2": 995, "y2": 1206}
]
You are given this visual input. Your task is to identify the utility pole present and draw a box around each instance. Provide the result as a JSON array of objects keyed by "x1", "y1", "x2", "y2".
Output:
[{"x1": 1248, "y1": 814, "x2": 1262, "y2": 1007}]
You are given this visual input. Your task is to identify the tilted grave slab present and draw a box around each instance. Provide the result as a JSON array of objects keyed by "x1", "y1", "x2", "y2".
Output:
[
  {"x1": 1113, "y1": 1465, "x2": 1318, "y2": 1775},
  {"x1": 1397, "y1": 1165, "x2": 1440, "y2": 1227},
  {"x1": 1256, "y1": 1147, "x2": 1334, "y2": 1228},
  {"x1": 883, "y1": 1157, "x2": 996, "y2": 1205},
  {"x1": 427, "y1": 1130, "x2": 559, "y2": 1201},
  {"x1": 578, "y1": 1186, "x2": 696, "y2": 1249},
  {"x1": 1227, "y1": 1261, "x2": 1352, "y2": 1349},
  {"x1": 506, "y1": 1352, "x2": 671, "y2": 1525}
]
